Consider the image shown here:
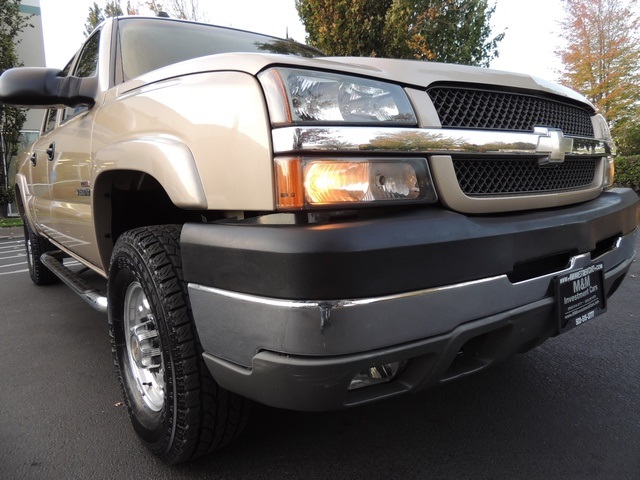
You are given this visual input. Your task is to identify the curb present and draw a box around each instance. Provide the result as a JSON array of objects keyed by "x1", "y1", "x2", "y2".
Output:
[{"x1": 0, "y1": 226, "x2": 22, "y2": 239}]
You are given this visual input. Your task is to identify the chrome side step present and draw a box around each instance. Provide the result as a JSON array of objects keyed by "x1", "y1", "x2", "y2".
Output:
[{"x1": 41, "y1": 252, "x2": 108, "y2": 314}]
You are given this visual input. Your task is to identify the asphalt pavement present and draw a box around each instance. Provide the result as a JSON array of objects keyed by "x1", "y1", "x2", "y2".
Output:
[{"x1": 1, "y1": 234, "x2": 638, "y2": 479}]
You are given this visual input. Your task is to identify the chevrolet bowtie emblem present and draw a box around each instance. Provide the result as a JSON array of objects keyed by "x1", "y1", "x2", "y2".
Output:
[{"x1": 535, "y1": 127, "x2": 573, "y2": 165}]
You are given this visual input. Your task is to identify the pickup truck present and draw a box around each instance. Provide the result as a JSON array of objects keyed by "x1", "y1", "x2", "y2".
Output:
[{"x1": 1, "y1": 15, "x2": 638, "y2": 465}]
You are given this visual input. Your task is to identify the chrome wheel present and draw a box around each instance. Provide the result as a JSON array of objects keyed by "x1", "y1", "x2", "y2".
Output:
[
  {"x1": 123, "y1": 281, "x2": 164, "y2": 412},
  {"x1": 109, "y1": 226, "x2": 249, "y2": 464}
]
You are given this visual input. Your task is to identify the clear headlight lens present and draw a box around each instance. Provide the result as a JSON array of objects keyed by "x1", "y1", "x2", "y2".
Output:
[
  {"x1": 260, "y1": 68, "x2": 417, "y2": 125},
  {"x1": 275, "y1": 157, "x2": 437, "y2": 209},
  {"x1": 593, "y1": 113, "x2": 612, "y2": 141},
  {"x1": 592, "y1": 115, "x2": 615, "y2": 187}
]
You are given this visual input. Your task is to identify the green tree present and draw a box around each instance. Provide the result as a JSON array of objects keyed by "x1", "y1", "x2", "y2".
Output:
[
  {"x1": 558, "y1": 0, "x2": 640, "y2": 131},
  {"x1": 84, "y1": 1, "x2": 124, "y2": 36},
  {"x1": 384, "y1": 0, "x2": 503, "y2": 65},
  {"x1": 0, "y1": 0, "x2": 32, "y2": 195},
  {"x1": 86, "y1": 0, "x2": 206, "y2": 35},
  {"x1": 295, "y1": 0, "x2": 392, "y2": 57},
  {"x1": 295, "y1": 0, "x2": 503, "y2": 66},
  {"x1": 85, "y1": 1, "x2": 143, "y2": 36}
]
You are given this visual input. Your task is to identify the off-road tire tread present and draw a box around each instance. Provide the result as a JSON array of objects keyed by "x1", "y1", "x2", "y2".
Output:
[
  {"x1": 109, "y1": 225, "x2": 249, "y2": 465},
  {"x1": 23, "y1": 221, "x2": 58, "y2": 285}
]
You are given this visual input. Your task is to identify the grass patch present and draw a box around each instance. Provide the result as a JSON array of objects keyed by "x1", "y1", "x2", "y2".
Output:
[{"x1": 0, "y1": 217, "x2": 23, "y2": 228}]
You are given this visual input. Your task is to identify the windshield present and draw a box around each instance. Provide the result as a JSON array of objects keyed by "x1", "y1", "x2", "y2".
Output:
[{"x1": 118, "y1": 17, "x2": 322, "y2": 80}]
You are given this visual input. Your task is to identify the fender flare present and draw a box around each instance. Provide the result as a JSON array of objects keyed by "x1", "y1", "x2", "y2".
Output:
[
  {"x1": 13, "y1": 173, "x2": 38, "y2": 234},
  {"x1": 93, "y1": 136, "x2": 208, "y2": 209}
]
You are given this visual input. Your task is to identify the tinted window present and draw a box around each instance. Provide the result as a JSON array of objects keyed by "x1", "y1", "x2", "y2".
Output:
[
  {"x1": 75, "y1": 31, "x2": 100, "y2": 78},
  {"x1": 119, "y1": 18, "x2": 322, "y2": 80},
  {"x1": 43, "y1": 108, "x2": 57, "y2": 133}
]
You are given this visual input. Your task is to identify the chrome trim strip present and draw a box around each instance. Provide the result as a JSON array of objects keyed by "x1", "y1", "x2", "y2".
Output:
[
  {"x1": 189, "y1": 274, "x2": 504, "y2": 311},
  {"x1": 272, "y1": 126, "x2": 611, "y2": 156},
  {"x1": 188, "y1": 229, "x2": 636, "y2": 366}
]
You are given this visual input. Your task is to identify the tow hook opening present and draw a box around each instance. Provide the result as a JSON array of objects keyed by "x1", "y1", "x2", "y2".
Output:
[
  {"x1": 348, "y1": 361, "x2": 407, "y2": 391},
  {"x1": 443, "y1": 326, "x2": 512, "y2": 381}
]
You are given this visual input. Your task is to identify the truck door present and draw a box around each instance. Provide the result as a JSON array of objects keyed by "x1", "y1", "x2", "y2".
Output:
[
  {"x1": 27, "y1": 108, "x2": 58, "y2": 233},
  {"x1": 49, "y1": 30, "x2": 101, "y2": 267}
]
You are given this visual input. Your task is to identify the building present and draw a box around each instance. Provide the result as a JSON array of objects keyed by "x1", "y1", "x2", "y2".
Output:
[
  {"x1": 16, "y1": 0, "x2": 46, "y2": 134},
  {"x1": 3, "y1": 0, "x2": 46, "y2": 215}
]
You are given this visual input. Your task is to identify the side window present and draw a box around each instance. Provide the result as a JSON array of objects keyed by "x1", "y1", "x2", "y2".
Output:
[
  {"x1": 75, "y1": 31, "x2": 100, "y2": 78},
  {"x1": 42, "y1": 108, "x2": 58, "y2": 134},
  {"x1": 63, "y1": 31, "x2": 100, "y2": 122}
]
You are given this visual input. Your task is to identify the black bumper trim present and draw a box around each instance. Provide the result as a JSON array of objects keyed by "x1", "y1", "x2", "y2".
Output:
[{"x1": 182, "y1": 189, "x2": 639, "y2": 300}]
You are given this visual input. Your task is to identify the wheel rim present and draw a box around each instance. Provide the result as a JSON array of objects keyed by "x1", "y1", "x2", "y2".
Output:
[
  {"x1": 24, "y1": 231, "x2": 34, "y2": 272},
  {"x1": 123, "y1": 281, "x2": 165, "y2": 412}
]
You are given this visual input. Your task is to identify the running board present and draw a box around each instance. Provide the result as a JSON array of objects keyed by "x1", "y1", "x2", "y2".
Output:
[{"x1": 40, "y1": 252, "x2": 108, "y2": 314}]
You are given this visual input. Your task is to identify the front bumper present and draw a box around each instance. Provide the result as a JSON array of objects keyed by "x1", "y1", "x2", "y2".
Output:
[{"x1": 182, "y1": 189, "x2": 639, "y2": 411}]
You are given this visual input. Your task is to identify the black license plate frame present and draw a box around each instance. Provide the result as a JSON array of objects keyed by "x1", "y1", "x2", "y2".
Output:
[{"x1": 555, "y1": 262, "x2": 606, "y2": 334}]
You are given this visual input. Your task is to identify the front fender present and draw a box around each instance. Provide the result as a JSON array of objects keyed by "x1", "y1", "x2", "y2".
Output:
[
  {"x1": 93, "y1": 136, "x2": 207, "y2": 209},
  {"x1": 14, "y1": 173, "x2": 37, "y2": 234}
]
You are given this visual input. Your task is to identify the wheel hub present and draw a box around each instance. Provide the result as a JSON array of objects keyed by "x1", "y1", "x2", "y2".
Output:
[
  {"x1": 123, "y1": 282, "x2": 165, "y2": 412},
  {"x1": 129, "y1": 320, "x2": 162, "y2": 370}
]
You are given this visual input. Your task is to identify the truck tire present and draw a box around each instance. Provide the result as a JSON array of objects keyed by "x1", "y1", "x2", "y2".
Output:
[
  {"x1": 23, "y1": 221, "x2": 59, "y2": 285},
  {"x1": 108, "y1": 225, "x2": 249, "y2": 464}
]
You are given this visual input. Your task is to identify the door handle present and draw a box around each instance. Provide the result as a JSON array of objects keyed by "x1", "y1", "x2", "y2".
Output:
[
  {"x1": 46, "y1": 142, "x2": 55, "y2": 161},
  {"x1": 30, "y1": 153, "x2": 37, "y2": 166}
]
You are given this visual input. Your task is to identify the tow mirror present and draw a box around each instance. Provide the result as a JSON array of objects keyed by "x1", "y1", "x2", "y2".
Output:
[{"x1": 0, "y1": 67, "x2": 96, "y2": 109}]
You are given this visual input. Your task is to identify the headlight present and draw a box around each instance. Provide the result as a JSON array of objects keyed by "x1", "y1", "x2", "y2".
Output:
[
  {"x1": 592, "y1": 113, "x2": 612, "y2": 141},
  {"x1": 260, "y1": 68, "x2": 417, "y2": 125},
  {"x1": 275, "y1": 157, "x2": 437, "y2": 209},
  {"x1": 592, "y1": 114, "x2": 615, "y2": 187}
]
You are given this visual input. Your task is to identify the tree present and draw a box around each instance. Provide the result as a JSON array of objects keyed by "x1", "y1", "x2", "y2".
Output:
[
  {"x1": 162, "y1": 0, "x2": 207, "y2": 21},
  {"x1": 144, "y1": 0, "x2": 208, "y2": 21},
  {"x1": 557, "y1": 0, "x2": 640, "y2": 133},
  {"x1": 84, "y1": 1, "x2": 125, "y2": 36},
  {"x1": 296, "y1": 0, "x2": 392, "y2": 57},
  {"x1": 384, "y1": 0, "x2": 504, "y2": 66},
  {"x1": 295, "y1": 0, "x2": 503, "y2": 66},
  {"x1": 0, "y1": 0, "x2": 32, "y2": 195},
  {"x1": 85, "y1": 0, "x2": 206, "y2": 35}
]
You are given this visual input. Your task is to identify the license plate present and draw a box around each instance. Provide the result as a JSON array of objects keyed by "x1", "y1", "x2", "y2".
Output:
[{"x1": 555, "y1": 262, "x2": 606, "y2": 334}]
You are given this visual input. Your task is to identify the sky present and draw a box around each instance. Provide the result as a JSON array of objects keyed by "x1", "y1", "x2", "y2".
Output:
[{"x1": 38, "y1": 0, "x2": 567, "y2": 82}]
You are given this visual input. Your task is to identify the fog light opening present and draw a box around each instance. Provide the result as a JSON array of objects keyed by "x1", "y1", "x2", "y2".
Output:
[{"x1": 348, "y1": 361, "x2": 406, "y2": 391}]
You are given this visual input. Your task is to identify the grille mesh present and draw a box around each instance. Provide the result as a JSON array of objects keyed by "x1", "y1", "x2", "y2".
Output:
[
  {"x1": 453, "y1": 158, "x2": 598, "y2": 196},
  {"x1": 427, "y1": 87, "x2": 594, "y2": 137}
]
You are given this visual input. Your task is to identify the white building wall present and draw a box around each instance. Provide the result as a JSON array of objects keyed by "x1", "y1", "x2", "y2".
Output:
[{"x1": 15, "y1": 0, "x2": 46, "y2": 132}]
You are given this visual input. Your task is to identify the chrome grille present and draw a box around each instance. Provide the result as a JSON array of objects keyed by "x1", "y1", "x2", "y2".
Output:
[
  {"x1": 453, "y1": 158, "x2": 598, "y2": 196},
  {"x1": 427, "y1": 87, "x2": 594, "y2": 137}
]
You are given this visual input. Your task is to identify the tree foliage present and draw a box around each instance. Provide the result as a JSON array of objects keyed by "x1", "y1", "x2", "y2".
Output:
[
  {"x1": 295, "y1": 0, "x2": 503, "y2": 66},
  {"x1": 296, "y1": 0, "x2": 392, "y2": 57},
  {"x1": 0, "y1": 0, "x2": 32, "y2": 190},
  {"x1": 558, "y1": 0, "x2": 640, "y2": 136},
  {"x1": 85, "y1": 1, "x2": 140, "y2": 36},
  {"x1": 155, "y1": 0, "x2": 207, "y2": 21},
  {"x1": 84, "y1": 0, "x2": 206, "y2": 37}
]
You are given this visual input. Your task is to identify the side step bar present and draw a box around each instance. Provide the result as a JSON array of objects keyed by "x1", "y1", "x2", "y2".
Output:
[{"x1": 41, "y1": 252, "x2": 108, "y2": 314}]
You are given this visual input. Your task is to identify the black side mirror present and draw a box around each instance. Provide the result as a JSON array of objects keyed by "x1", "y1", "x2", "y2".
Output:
[{"x1": 0, "y1": 67, "x2": 97, "y2": 109}]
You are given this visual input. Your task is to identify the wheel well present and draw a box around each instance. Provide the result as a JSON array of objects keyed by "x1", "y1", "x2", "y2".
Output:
[{"x1": 94, "y1": 170, "x2": 203, "y2": 270}]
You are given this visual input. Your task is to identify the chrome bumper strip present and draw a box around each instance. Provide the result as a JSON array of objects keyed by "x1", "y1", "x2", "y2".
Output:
[{"x1": 189, "y1": 228, "x2": 636, "y2": 367}]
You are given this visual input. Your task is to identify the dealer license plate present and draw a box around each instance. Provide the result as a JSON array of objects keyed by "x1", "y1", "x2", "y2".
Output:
[{"x1": 555, "y1": 262, "x2": 606, "y2": 334}]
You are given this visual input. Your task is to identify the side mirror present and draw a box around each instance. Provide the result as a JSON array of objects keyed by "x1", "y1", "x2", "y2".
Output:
[{"x1": 0, "y1": 67, "x2": 97, "y2": 109}]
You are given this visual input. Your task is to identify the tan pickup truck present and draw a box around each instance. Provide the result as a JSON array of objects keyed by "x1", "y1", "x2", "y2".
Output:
[{"x1": 1, "y1": 15, "x2": 638, "y2": 464}]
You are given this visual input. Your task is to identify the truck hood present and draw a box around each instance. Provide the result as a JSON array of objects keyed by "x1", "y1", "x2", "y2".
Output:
[{"x1": 120, "y1": 52, "x2": 592, "y2": 109}]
